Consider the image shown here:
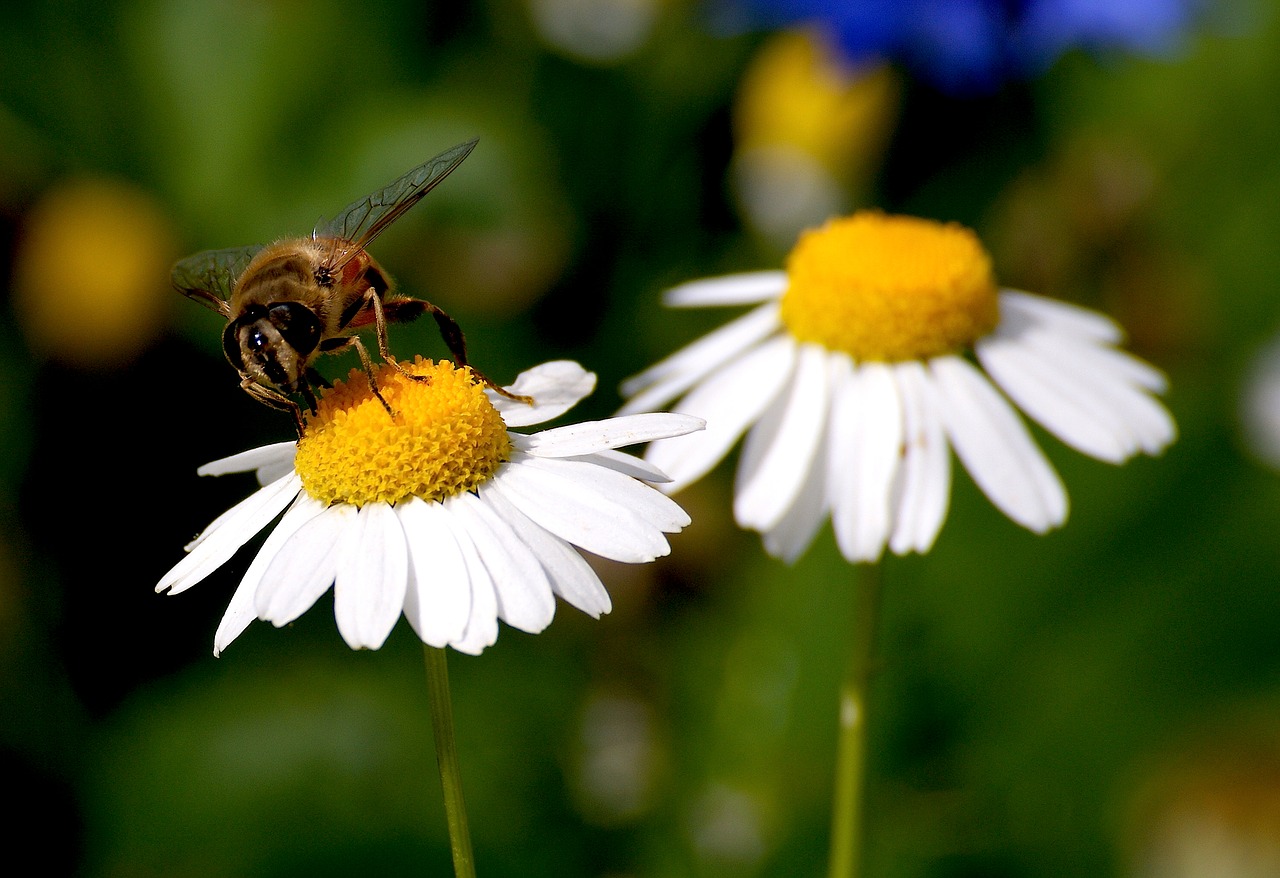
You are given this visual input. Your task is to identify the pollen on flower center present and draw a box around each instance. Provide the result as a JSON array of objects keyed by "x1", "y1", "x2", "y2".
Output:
[
  {"x1": 779, "y1": 211, "x2": 1000, "y2": 360},
  {"x1": 294, "y1": 358, "x2": 511, "y2": 507}
]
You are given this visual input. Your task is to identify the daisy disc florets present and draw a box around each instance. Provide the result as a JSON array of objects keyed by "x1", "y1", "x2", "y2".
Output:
[
  {"x1": 295, "y1": 359, "x2": 511, "y2": 506},
  {"x1": 781, "y1": 212, "x2": 999, "y2": 360}
]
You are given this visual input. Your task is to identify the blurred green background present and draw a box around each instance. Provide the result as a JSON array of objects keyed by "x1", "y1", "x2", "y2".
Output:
[{"x1": 2, "y1": 1, "x2": 1279, "y2": 876}]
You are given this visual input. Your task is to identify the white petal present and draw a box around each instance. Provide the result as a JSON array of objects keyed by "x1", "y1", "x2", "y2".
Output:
[
  {"x1": 254, "y1": 458, "x2": 298, "y2": 487},
  {"x1": 618, "y1": 303, "x2": 782, "y2": 412},
  {"x1": 182, "y1": 471, "x2": 302, "y2": 555},
  {"x1": 528, "y1": 455, "x2": 691, "y2": 531},
  {"x1": 1066, "y1": 338, "x2": 1169, "y2": 396},
  {"x1": 515, "y1": 413, "x2": 705, "y2": 457},
  {"x1": 760, "y1": 415, "x2": 831, "y2": 564},
  {"x1": 213, "y1": 493, "x2": 328, "y2": 656},
  {"x1": 257, "y1": 504, "x2": 355, "y2": 626},
  {"x1": 978, "y1": 333, "x2": 1131, "y2": 463},
  {"x1": 828, "y1": 362, "x2": 903, "y2": 563},
  {"x1": 999, "y1": 290, "x2": 1123, "y2": 344},
  {"x1": 450, "y1": 491, "x2": 556, "y2": 635},
  {"x1": 494, "y1": 455, "x2": 679, "y2": 562},
  {"x1": 482, "y1": 480, "x2": 611, "y2": 616},
  {"x1": 992, "y1": 321, "x2": 1175, "y2": 453},
  {"x1": 211, "y1": 581, "x2": 258, "y2": 657},
  {"x1": 196, "y1": 441, "x2": 297, "y2": 478},
  {"x1": 562, "y1": 448, "x2": 673, "y2": 483},
  {"x1": 888, "y1": 362, "x2": 951, "y2": 555},
  {"x1": 978, "y1": 327, "x2": 1176, "y2": 462},
  {"x1": 735, "y1": 342, "x2": 831, "y2": 532},
  {"x1": 931, "y1": 356, "x2": 1068, "y2": 533},
  {"x1": 662, "y1": 271, "x2": 787, "y2": 307},
  {"x1": 643, "y1": 335, "x2": 797, "y2": 490},
  {"x1": 489, "y1": 360, "x2": 596, "y2": 427},
  {"x1": 443, "y1": 509, "x2": 499, "y2": 654},
  {"x1": 333, "y1": 503, "x2": 408, "y2": 650},
  {"x1": 997, "y1": 296, "x2": 1169, "y2": 392},
  {"x1": 398, "y1": 498, "x2": 472, "y2": 647},
  {"x1": 160, "y1": 473, "x2": 302, "y2": 594}
]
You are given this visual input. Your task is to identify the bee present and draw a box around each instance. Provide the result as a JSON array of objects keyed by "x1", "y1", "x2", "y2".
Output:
[{"x1": 173, "y1": 139, "x2": 525, "y2": 432}]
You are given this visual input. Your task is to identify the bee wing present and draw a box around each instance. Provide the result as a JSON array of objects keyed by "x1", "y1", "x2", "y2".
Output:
[
  {"x1": 171, "y1": 245, "x2": 262, "y2": 316},
  {"x1": 313, "y1": 138, "x2": 478, "y2": 271}
]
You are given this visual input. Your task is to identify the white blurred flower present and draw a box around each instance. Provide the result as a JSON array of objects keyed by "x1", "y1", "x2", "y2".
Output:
[
  {"x1": 158, "y1": 358, "x2": 702, "y2": 654},
  {"x1": 731, "y1": 144, "x2": 845, "y2": 253},
  {"x1": 689, "y1": 782, "x2": 772, "y2": 868},
  {"x1": 571, "y1": 691, "x2": 661, "y2": 823},
  {"x1": 527, "y1": 0, "x2": 658, "y2": 63},
  {"x1": 1240, "y1": 332, "x2": 1280, "y2": 468}
]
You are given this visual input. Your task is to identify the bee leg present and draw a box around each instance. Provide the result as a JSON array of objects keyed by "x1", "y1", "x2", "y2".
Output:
[
  {"x1": 298, "y1": 377, "x2": 320, "y2": 415},
  {"x1": 373, "y1": 294, "x2": 455, "y2": 380},
  {"x1": 347, "y1": 336, "x2": 396, "y2": 418},
  {"x1": 240, "y1": 376, "x2": 306, "y2": 436},
  {"x1": 381, "y1": 295, "x2": 534, "y2": 406},
  {"x1": 475, "y1": 370, "x2": 534, "y2": 405},
  {"x1": 305, "y1": 366, "x2": 332, "y2": 390},
  {"x1": 371, "y1": 293, "x2": 406, "y2": 365},
  {"x1": 417, "y1": 302, "x2": 536, "y2": 405}
]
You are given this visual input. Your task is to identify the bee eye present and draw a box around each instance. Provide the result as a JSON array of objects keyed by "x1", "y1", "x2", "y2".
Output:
[
  {"x1": 247, "y1": 327, "x2": 269, "y2": 353},
  {"x1": 268, "y1": 303, "x2": 322, "y2": 356}
]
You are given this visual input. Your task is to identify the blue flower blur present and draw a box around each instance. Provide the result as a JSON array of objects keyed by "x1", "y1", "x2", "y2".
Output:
[{"x1": 723, "y1": 0, "x2": 1204, "y2": 92}]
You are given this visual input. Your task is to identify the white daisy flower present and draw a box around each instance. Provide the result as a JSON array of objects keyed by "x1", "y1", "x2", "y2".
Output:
[
  {"x1": 620, "y1": 211, "x2": 1176, "y2": 564},
  {"x1": 157, "y1": 358, "x2": 703, "y2": 656}
]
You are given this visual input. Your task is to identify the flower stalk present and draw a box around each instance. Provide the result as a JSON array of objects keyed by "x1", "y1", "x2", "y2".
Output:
[
  {"x1": 828, "y1": 563, "x2": 882, "y2": 878},
  {"x1": 424, "y1": 645, "x2": 477, "y2": 878}
]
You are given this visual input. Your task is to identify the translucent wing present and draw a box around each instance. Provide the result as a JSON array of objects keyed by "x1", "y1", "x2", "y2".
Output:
[
  {"x1": 171, "y1": 245, "x2": 262, "y2": 315},
  {"x1": 312, "y1": 138, "x2": 478, "y2": 270}
]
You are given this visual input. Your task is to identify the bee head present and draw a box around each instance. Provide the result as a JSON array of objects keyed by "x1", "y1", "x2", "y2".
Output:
[{"x1": 224, "y1": 303, "x2": 323, "y2": 393}]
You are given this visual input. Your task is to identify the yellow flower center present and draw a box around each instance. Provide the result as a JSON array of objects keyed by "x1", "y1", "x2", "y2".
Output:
[
  {"x1": 779, "y1": 212, "x2": 1000, "y2": 360},
  {"x1": 295, "y1": 359, "x2": 511, "y2": 507}
]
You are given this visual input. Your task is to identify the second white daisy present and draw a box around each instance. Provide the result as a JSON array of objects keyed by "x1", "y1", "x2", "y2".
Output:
[
  {"x1": 157, "y1": 358, "x2": 703, "y2": 655},
  {"x1": 620, "y1": 211, "x2": 1176, "y2": 563}
]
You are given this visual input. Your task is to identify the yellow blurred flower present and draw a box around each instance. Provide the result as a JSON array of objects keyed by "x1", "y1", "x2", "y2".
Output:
[
  {"x1": 732, "y1": 29, "x2": 899, "y2": 247},
  {"x1": 735, "y1": 29, "x2": 898, "y2": 174},
  {"x1": 12, "y1": 179, "x2": 175, "y2": 367}
]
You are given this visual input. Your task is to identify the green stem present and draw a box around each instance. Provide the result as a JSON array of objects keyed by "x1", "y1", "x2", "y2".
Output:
[
  {"x1": 424, "y1": 645, "x2": 477, "y2": 878},
  {"x1": 828, "y1": 563, "x2": 883, "y2": 878}
]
